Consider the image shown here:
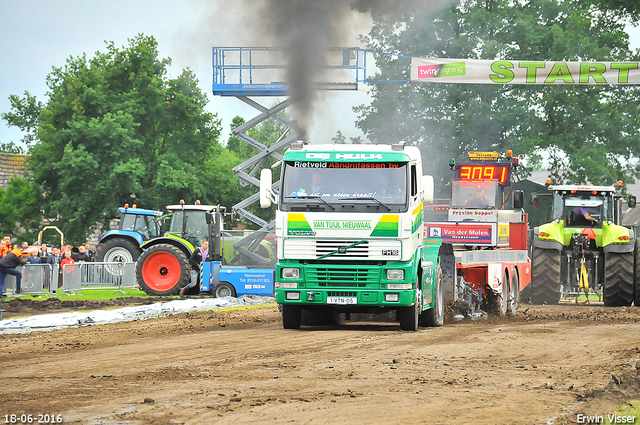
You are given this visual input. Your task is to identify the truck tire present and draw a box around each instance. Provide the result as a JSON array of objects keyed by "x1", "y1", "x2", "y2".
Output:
[
  {"x1": 136, "y1": 244, "x2": 190, "y2": 296},
  {"x1": 634, "y1": 240, "x2": 640, "y2": 307},
  {"x1": 531, "y1": 247, "x2": 561, "y2": 304},
  {"x1": 95, "y1": 238, "x2": 141, "y2": 263},
  {"x1": 282, "y1": 305, "x2": 302, "y2": 329},
  {"x1": 603, "y1": 252, "x2": 634, "y2": 307},
  {"x1": 214, "y1": 282, "x2": 237, "y2": 298},
  {"x1": 508, "y1": 271, "x2": 520, "y2": 314},
  {"x1": 420, "y1": 266, "x2": 444, "y2": 327},
  {"x1": 398, "y1": 294, "x2": 419, "y2": 331}
]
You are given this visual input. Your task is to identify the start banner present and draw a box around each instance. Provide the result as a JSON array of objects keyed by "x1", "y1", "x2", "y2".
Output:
[{"x1": 410, "y1": 57, "x2": 640, "y2": 85}]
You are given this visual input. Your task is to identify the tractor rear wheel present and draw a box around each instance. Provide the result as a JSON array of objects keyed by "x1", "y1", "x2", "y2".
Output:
[
  {"x1": 95, "y1": 238, "x2": 141, "y2": 263},
  {"x1": 531, "y1": 247, "x2": 561, "y2": 304},
  {"x1": 136, "y1": 244, "x2": 190, "y2": 296},
  {"x1": 604, "y1": 252, "x2": 634, "y2": 307}
]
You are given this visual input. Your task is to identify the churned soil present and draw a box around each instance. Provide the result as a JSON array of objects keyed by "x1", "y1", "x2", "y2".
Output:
[{"x1": 1, "y1": 302, "x2": 640, "y2": 424}]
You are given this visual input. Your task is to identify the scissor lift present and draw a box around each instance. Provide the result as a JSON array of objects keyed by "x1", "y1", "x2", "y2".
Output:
[{"x1": 211, "y1": 47, "x2": 367, "y2": 263}]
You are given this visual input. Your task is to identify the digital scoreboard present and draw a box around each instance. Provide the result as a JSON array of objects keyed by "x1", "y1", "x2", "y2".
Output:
[{"x1": 456, "y1": 163, "x2": 512, "y2": 186}]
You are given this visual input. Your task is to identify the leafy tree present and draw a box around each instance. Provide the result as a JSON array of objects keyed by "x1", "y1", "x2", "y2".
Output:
[
  {"x1": 332, "y1": 130, "x2": 363, "y2": 145},
  {"x1": 6, "y1": 35, "x2": 228, "y2": 244},
  {"x1": 1, "y1": 91, "x2": 43, "y2": 150},
  {"x1": 589, "y1": 0, "x2": 640, "y2": 19},
  {"x1": 356, "y1": 0, "x2": 640, "y2": 189},
  {"x1": 0, "y1": 142, "x2": 24, "y2": 154},
  {"x1": 0, "y1": 175, "x2": 44, "y2": 243}
]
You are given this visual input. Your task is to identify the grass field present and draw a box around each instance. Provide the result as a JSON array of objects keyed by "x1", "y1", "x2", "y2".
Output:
[{"x1": 4, "y1": 287, "x2": 159, "y2": 302}]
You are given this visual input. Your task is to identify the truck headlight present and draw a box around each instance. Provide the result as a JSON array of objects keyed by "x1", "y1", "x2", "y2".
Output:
[
  {"x1": 275, "y1": 282, "x2": 298, "y2": 289},
  {"x1": 386, "y1": 269, "x2": 404, "y2": 280},
  {"x1": 282, "y1": 268, "x2": 300, "y2": 279}
]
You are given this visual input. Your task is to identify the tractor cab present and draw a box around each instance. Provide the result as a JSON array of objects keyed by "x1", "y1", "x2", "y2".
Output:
[
  {"x1": 163, "y1": 202, "x2": 224, "y2": 248},
  {"x1": 118, "y1": 205, "x2": 163, "y2": 240}
]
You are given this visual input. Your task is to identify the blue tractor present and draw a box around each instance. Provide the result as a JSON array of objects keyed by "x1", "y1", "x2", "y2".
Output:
[{"x1": 95, "y1": 205, "x2": 163, "y2": 263}]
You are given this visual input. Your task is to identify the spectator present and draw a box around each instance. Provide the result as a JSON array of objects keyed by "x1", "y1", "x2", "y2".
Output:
[
  {"x1": 60, "y1": 250, "x2": 75, "y2": 271},
  {"x1": 0, "y1": 245, "x2": 27, "y2": 297},
  {"x1": 0, "y1": 239, "x2": 8, "y2": 258},
  {"x1": 20, "y1": 241, "x2": 31, "y2": 258},
  {"x1": 182, "y1": 239, "x2": 209, "y2": 297},
  {"x1": 84, "y1": 243, "x2": 94, "y2": 262},
  {"x1": 46, "y1": 246, "x2": 62, "y2": 292},
  {"x1": 73, "y1": 246, "x2": 91, "y2": 262},
  {"x1": 47, "y1": 247, "x2": 61, "y2": 266},
  {"x1": 26, "y1": 250, "x2": 42, "y2": 264},
  {"x1": 39, "y1": 244, "x2": 50, "y2": 260}
]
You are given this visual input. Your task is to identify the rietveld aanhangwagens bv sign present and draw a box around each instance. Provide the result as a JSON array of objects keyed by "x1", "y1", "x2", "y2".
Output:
[{"x1": 410, "y1": 58, "x2": 640, "y2": 85}]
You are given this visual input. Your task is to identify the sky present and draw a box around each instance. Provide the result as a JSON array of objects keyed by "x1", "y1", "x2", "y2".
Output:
[
  {"x1": 0, "y1": 0, "x2": 373, "y2": 148},
  {"x1": 1, "y1": 1, "x2": 640, "y2": 151}
]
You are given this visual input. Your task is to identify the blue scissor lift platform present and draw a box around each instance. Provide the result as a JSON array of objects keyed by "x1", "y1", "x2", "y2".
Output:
[
  {"x1": 210, "y1": 46, "x2": 368, "y2": 266},
  {"x1": 211, "y1": 46, "x2": 367, "y2": 223}
]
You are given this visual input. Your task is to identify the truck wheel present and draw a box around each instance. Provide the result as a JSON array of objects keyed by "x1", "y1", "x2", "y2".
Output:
[
  {"x1": 508, "y1": 271, "x2": 520, "y2": 314},
  {"x1": 531, "y1": 248, "x2": 561, "y2": 304},
  {"x1": 95, "y1": 238, "x2": 141, "y2": 263},
  {"x1": 603, "y1": 252, "x2": 634, "y2": 307},
  {"x1": 634, "y1": 240, "x2": 640, "y2": 307},
  {"x1": 214, "y1": 282, "x2": 237, "y2": 298},
  {"x1": 398, "y1": 293, "x2": 420, "y2": 331},
  {"x1": 282, "y1": 305, "x2": 302, "y2": 329},
  {"x1": 136, "y1": 244, "x2": 190, "y2": 296},
  {"x1": 420, "y1": 265, "x2": 444, "y2": 327}
]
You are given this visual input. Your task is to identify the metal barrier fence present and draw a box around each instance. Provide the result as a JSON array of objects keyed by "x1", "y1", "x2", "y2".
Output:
[
  {"x1": 2, "y1": 262, "x2": 136, "y2": 297},
  {"x1": 3, "y1": 263, "x2": 57, "y2": 297},
  {"x1": 62, "y1": 262, "x2": 137, "y2": 295}
]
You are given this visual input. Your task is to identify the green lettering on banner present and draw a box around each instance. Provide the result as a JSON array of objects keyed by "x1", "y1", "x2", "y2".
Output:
[
  {"x1": 611, "y1": 63, "x2": 638, "y2": 83},
  {"x1": 489, "y1": 61, "x2": 514, "y2": 83},
  {"x1": 579, "y1": 63, "x2": 607, "y2": 83},
  {"x1": 519, "y1": 62, "x2": 545, "y2": 83},
  {"x1": 544, "y1": 62, "x2": 575, "y2": 84}
]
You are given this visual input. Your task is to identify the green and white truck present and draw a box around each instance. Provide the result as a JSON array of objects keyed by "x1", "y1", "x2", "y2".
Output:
[{"x1": 259, "y1": 141, "x2": 443, "y2": 331}]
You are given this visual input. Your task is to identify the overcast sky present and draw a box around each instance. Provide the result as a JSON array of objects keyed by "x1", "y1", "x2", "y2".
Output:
[
  {"x1": 0, "y1": 0, "x2": 372, "y2": 148},
  {"x1": 1, "y1": 1, "x2": 640, "y2": 150}
]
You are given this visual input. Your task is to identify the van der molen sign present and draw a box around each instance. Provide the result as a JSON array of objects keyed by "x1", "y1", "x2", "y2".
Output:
[{"x1": 410, "y1": 58, "x2": 640, "y2": 85}]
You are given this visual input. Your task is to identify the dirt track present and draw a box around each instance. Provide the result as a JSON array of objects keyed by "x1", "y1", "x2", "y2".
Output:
[{"x1": 1, "y1": 301, "x2": 640, "y2": 424}]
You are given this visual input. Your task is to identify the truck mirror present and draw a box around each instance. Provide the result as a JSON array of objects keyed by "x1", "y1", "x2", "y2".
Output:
[
  {"x1": 513, "y1": 190, "x2": 524, "y2": 209},
  {"x1": 260, "y1": 169, "x2": 273, "y2": 208},
  {"x1": 421, "y1": 175, "x2": 434, "y2": 203},
  {"x1": 629, "y1": 195, "x2": 637, "y2": 209},
  {"x1": 205, "y1": 212, "x2": 212, "y2": 224}
]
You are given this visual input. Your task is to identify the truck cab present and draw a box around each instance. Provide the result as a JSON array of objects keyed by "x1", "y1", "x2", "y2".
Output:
[{"x1": 260, "y1": 141, "x2": 442, "y2": 331}]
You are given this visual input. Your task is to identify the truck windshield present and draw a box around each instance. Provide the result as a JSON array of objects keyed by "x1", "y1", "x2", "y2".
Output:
[{"x1": 280, "y1": 161, "x2": 409, "y2": 212}]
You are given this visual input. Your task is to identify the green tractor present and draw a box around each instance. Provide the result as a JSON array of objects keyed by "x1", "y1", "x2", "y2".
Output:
[
  {"x1": 135, "y1": 202, "x2": 276, "y2": 296},
  {"x1": 530, "y1": 183, "x2": 638, "y2": 306}
]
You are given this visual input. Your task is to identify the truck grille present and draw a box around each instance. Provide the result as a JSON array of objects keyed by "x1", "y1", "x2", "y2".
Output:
[{"x1": 306, "y1": 266, "x2": 379, "y2": 287}]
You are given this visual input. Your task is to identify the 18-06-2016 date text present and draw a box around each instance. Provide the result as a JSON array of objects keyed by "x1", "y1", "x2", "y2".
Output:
[{"x1": 4, "y1": 414, "x2": 63, "y2": 424}]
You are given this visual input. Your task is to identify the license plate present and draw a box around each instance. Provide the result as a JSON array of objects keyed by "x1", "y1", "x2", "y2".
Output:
[{"x1": 327, "y1": 297, "x2": 357, "y2": 305}]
